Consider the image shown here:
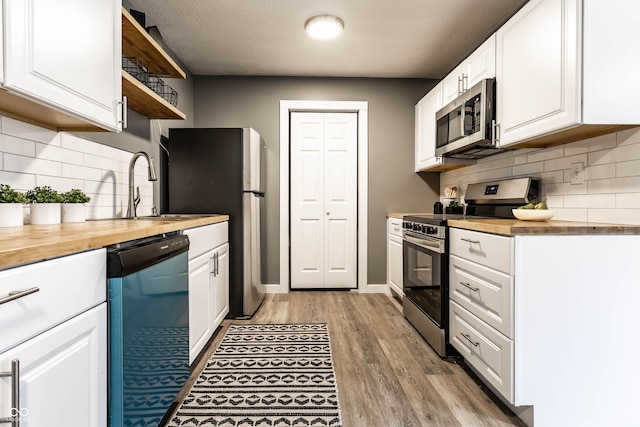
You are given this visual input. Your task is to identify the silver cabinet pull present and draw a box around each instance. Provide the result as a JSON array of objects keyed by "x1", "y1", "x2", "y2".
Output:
[
  {"x1": 118, "y1": 95, "x2": 128, "y2": 129},
  {"x1": 0, "y1": 359, "x2": 21, "y2": 427},
  {"x1": 0, "y1": 287, "x2": 39, "y2": 305},
  {"x1": 460, "y1": 333, "x2": 479, "y2": 347},
  {"x1": 215, "y1": 252, "x2": 219, "y2": 276},
  {"x1": 460, "y1": 237, "x2": 480, "y2": 245},
  {"x1": 460, "y1": 282, "x2": 479, "y2": 292},
  {"x1": 491, "y1": 120, "x2": 500, "y2": 148},
  {"x1": 462, "y1": 73, "x2": 468, "y2": 92}
]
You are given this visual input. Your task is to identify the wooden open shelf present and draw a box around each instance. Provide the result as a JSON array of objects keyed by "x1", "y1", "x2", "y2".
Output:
[
  {"x1": 121, "y1": 6, "x2": 186, "y2": 120},
  {"x1": 122, "y1": 70, "x2": 185, "y2": 120},
  {"x1": 122, "y1": 7, "x2": 186, "y2": 78}
]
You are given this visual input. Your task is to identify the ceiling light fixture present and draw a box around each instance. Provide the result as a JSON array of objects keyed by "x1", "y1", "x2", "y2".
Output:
[{"x1": 305, "y1": 15, "x2": 344, "y2": 40}]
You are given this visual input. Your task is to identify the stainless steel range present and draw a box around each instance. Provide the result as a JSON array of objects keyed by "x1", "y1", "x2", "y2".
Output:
[{"x1": 402, "y1": 177, "x2": 538, "y2": 357}]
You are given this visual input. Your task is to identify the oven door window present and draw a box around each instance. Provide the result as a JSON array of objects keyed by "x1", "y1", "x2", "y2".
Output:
[{"x1": 403, "y1": 239, "x2": 443, "y2": 326}]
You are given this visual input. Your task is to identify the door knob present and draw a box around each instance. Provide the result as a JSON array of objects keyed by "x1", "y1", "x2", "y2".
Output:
[{"x1": 326, "y1": 211, "x2": 330, "y2": 216}]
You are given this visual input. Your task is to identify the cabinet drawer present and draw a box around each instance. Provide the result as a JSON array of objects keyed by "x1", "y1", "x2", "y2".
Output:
[
  {"x1": 450, "y1": 255, "x2": 513, "y2": 337},
  {"x1": 185, "y1": 221, "x2": 229, "y2": 260},
  {"x1": 450, "y1": 300, "x2": 513, "y2": 403},
  {"x1": 449, "y1": 228, "x2": 513, "y2": 274},
  {"x1": 0, "y1": 249, "x2": 106, "y2": 353},
  {"x1": 387, "y1": 217, "x2": 403, "y2": 237}
]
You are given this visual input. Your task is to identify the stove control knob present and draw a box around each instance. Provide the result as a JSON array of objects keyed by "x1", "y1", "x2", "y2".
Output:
[
  {"x1": 413, "y1": 223, "x2": 421, "y2": 231},
  {"x1": 403, "y1": 222, "x2": 411, "y2": 229},
  {"x1": 426, "y1": 226, "x2": 437, "y2": 234}
]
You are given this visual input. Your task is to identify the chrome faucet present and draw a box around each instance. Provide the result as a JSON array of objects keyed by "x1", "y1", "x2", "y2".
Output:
[{"x1": 126, "y1": 151, "x2": 157, "y2": 218}]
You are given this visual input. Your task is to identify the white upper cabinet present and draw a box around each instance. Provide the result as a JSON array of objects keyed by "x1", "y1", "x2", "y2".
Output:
[
  {"x1": 3, "y1": 0, "x2": 122, "y2": 132},
  {"x1": 415, "y1": 84, "x2": 442, "y2": 171},
  {"x1": 442, "y1": 34, "x2": 496, "y2": 105},
  {"x1": 0, "y1": 5, "x2": 4, "y2": 85},
  {"x1": 495, "y1": 0, "x2": 640, "y2": 148}
]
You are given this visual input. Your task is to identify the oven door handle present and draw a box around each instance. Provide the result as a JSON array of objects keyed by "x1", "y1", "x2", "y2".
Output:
[{"x1": 403, "y1": 234, "x2": 445, "y2": 254}]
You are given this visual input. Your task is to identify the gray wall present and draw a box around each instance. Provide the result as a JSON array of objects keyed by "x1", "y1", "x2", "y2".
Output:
[{"x1": 192, "y1": 76, "x2": 440, "y2": 285}]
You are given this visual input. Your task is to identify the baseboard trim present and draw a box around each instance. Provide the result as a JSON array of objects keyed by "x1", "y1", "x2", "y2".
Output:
[
  {"x1": 359, "y1": 283, "x2": 390, "y2": 294},
  {"x1": 263, "y1": 283, "x2": 390, "y2": 294},
  {"x1": 264, "y1": 283, "x2": 288, "y2": 294}
]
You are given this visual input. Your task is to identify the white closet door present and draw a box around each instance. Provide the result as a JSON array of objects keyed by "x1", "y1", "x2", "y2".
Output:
[{"x1": 290, "y1": 112, "x2": 357, "y2": 289}]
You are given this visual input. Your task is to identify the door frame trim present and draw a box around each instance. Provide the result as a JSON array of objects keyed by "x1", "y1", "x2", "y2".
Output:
[{"x1": 279, "y1": 100, "x2": 368, "y2": 293}]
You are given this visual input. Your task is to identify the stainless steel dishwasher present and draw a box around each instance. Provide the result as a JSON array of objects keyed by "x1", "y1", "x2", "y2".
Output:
[{"x1": 107, "y1": 234, "x2": 190, "y2": 427}]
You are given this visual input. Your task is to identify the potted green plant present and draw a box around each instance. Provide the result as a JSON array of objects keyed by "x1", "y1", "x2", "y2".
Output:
[
  {"x1": 0, "y1": 184, "x2": 27, "y2": 227},
  {"x1": 61, "y1": 189, "x2": 90, "y2": 223},
  {"x1": 26, "y1": 186, "x2": 63, "y2": 224}
]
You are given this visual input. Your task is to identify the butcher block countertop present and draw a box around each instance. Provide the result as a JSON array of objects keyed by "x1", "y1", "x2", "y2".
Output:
[
  {"x1": 386, "y1": 212, "x2": 429, "y2": 219},
  {"x1": 448, "y1": 218, "x2": 640, "y2": 236},
  {"x1": 0, "y1": 214, "x2": 229, "y2": 270}
]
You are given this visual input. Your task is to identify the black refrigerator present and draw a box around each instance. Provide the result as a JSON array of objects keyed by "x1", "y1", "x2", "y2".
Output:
[{"x1": 166, "y1": 128, "x2": 265, "y2": 318}]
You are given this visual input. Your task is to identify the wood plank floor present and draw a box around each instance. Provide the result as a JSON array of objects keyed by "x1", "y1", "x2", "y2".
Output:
[{"x1": 180, "y1": 291, "x2": 527, "y2": 427}]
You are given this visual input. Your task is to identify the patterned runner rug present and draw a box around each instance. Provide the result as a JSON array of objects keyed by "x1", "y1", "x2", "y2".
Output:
[{"x1": 167, "y1": 324, "x2": 343, "y2": 427}]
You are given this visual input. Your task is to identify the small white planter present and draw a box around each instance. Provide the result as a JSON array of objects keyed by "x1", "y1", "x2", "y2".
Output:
[
  {"x1": 62, "y1": 203, "x2": 86, "y2": 223},
  {"x1": 0, "y1": 203, "x2": 25, "y2": 227},
  {"x1": 30, "y1": 203, "x2": 61, "y2": 225}
]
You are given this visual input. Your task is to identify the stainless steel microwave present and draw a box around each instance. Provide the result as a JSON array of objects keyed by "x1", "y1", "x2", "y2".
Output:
[{"x1": 435, "y1": 78, "x2": 503, "y2": 159}]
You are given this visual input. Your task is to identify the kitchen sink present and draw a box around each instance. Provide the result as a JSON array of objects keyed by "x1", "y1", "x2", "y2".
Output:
[
  {"x1": 90, "y1": 214, "x2": 215, "y2": 222},
  {"x1": 136, "y1": 214, "x2": 215, "y2": 221}
]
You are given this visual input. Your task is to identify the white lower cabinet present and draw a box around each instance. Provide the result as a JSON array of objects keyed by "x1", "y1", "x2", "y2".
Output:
[
  {"x1": 449, "y1": 228, "x2": 515, "y2": 403},
  {"x1": 387, "y1": 217, "x2": 403, "y2": 297},
  {"x1": 185, "y1": 222, "x2": 229, "y2": 364},
  {"x1": 0, "y1": 305, "x2": 107, "y2": 427},
  {"x1": 0, "y1": 249, "x2": 107, "y2": 427},
  {"x1": 450, "y1": 228, "x2": 640, "y2": 426},
  {"x1": 450, "y1": 300, "x2": 513, "y2": 401}
]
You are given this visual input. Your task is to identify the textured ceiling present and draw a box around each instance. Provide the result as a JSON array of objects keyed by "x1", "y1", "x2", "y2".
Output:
[{"x1": 125, "y1": 0, "x2": 528, "y2": 79}]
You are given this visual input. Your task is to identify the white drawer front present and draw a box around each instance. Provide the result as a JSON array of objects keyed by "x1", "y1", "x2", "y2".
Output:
[
  {"x1": 0, "y1": 249, "x2": 106, "y2": 353},
  {"x1": 387, "y1": 217, "x2": 403, "y2": 237},
  {"x1": 450, "y1": 255, "x2": 513, "y2": 337},
  {"x1": 450, "y1": 300, "x2": 513, "y2": 403},
  {"x1": 185, "y1": 221, "x2": 229, "y2": 260},
  {"x1": 449, "y1": 228, "x2": 513, "y2": 274}
]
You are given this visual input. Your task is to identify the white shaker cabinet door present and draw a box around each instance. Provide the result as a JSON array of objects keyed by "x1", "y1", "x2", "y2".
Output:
[
  {"x1": 3, "y1": 0, "x2": 122, "y2": 131},
  {"x1": 495, "y1": 0, "x2": 579, "y2": 147},
  {"x1": 212, "y1": 242, "x2": 230, "y2": 329},
  {"x1": 465, "y1": 34, "x2": 496, "y2": 89},
  {"x1": 441, "y1": 63, "x2": 465, "y2": 106},
  {"x1": 0, "y1": 5, "x2": 4, "y2": 85},
  {"x1": 188, "y1": 250, "x2": 215, "y2": 365},
  {"x1": 0, "y1": 304, "x2": 107, "y2": 427},
  {"x1": 414, "y1": 84, "x2": 442, "y2": 171},
  {"x1": 386, "y1": 217, "x2": 403, "y2": 297}
]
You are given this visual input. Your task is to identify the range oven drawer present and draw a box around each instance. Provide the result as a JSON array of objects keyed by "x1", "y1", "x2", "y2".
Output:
[
  {"x1": 450, "y1": 300, "x2": 514, "y2": 403},
  {"x1": 449, "y1": 228, "x2": 513, "y2": 274},
  {"x1": 449, "y1": 254, "x2": 514, "y2": 338}
]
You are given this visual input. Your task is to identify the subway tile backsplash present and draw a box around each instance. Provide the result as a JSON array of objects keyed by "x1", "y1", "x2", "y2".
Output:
[
  {"x1": 441, "y1": 127, "x2": 640, "y2": 225},
  {"x1": 0, "y1": 116, "x2": 153, "y2": 222}
]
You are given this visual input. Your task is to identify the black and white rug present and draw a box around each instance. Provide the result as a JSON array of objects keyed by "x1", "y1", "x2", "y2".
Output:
[{"x1": 167, "y1": 324, "x2": 342, "y2": 427}]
